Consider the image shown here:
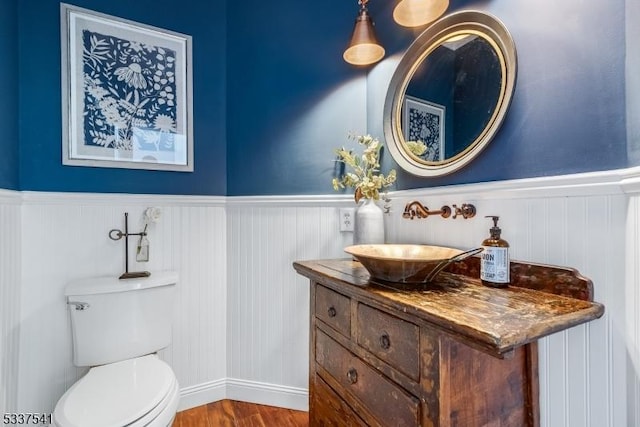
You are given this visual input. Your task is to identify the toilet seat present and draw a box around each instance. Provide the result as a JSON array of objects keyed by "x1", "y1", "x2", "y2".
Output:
[{"x1": 53, "y1": 354, "x2": 179, "y2": 427}]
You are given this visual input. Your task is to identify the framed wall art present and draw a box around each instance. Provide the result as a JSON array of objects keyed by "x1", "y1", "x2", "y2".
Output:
[
  {"x1": 402, "y1": 96, "x2": 445, "y2": 162},
  {"x1": 60, "y1": 3, "x2": 193, "y2": 171}
]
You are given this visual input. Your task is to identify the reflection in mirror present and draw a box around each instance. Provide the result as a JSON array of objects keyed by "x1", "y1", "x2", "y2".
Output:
[
  {"x1": 383, "y1": 11, "x2": 517, "y2": 177},
  {"x1": 403, "y1": 33, "x2": 502, "y2": 161}
]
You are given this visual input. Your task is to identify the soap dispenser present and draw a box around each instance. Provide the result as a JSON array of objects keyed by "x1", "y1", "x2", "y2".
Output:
[{"x1": 480, "y1": 216, "x2": 510, "y2": 287}]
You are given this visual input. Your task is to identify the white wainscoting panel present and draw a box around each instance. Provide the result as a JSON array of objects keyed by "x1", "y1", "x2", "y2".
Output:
[
  {"x1": 225, "y1": 172, "x2": 637, "y2": 425},
  {"x1": 15, "y1": 194, "x2": 227, "y2": 415},
  {"x1": 385, "y1": 189, "x2": 629, "y2": 427},
  {"x1": 626, "y1": 194, "x2": 640, "y2": 427},
  {"x1": 4, "y1": 168, "x2": 640, "y2": 425},
  {"x1": 0, "y1": 191, "x2": 21, "y2": 415},
  {"x1": 226, "y1": 203, "x2": 353, "y2": 411}
]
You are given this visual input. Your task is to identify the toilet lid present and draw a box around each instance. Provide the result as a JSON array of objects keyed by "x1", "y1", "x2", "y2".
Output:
[{"x1": 54, "y1": 354, "x2": 176, "y2": 427}]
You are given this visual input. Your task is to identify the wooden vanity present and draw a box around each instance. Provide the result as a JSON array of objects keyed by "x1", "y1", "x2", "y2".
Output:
[{"x1": 293, "y1": 258, "x2": 604, "y2": 427}]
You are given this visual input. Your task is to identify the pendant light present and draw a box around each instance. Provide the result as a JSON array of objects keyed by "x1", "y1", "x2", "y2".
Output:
[
  {"x1": 393, "y1": 0, "x2": 449, "y2": 27},
  {"x1": 343, "y1": 0, "x2": 385, "y2": 66}
]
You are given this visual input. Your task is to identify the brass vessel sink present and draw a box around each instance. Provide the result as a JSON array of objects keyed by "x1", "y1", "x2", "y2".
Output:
[{"x1": 344, "y1": 244, "x2": 482, "y2": 283}]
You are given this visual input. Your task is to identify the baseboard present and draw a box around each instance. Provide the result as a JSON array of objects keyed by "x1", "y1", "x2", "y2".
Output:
[
  {"x1": 226, "y1": 378, "x2": 309, "y2": 411},
  {"x1": 177, "y1": 379, "x2": 226, "y2": 411},
  {"x1": 177, "y1": 378, "x2": 309, "y2": 412}
]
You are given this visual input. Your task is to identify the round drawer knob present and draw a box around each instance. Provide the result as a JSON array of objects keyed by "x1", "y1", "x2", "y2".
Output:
[
  {"x1": 347, "y1": 368, "x2": 358, "y2": 384},
  {"x1": 380, "y1": 333, "x2": 391, "y2": 350},
  {"x1": 327, "y1": 306, "x2": 337, "y2": 318}
]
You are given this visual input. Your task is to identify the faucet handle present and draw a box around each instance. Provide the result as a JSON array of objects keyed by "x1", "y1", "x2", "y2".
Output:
[{"x1": 452, "y1": 203, "x2": 476, "y2": 219}]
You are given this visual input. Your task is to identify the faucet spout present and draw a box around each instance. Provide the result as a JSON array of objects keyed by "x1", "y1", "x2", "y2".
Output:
[{"x1": 402, "y1": 201, "x2": 452, "y2": 219}]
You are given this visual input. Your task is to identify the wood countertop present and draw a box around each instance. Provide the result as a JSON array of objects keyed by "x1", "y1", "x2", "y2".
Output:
[{"x1": 293, "y1": 258, "x2": 605, "y2": 357}]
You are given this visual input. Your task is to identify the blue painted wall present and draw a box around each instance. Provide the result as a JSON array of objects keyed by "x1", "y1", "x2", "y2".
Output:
[
  {"x1": 17, "y1": 0, "x2": 226, "y2": 195},
  {"x1": 3, "y1": 0, "x2": 631, "y2": 195},
  {"x1": 226, "y1": 0, "x2": 368, "y2": 196},
  {"x1": 229, "y1": 0, "x2": 628, "y2": 195},
  {"x1": 0, "y1": 0, "x2": 19, "y2": 190},
  {"x1": 367, "y1": 0, "x2": 628, "y2": 191},
  {"x1": 628, "y1": 0, "x2": 640, "y2": 164}
]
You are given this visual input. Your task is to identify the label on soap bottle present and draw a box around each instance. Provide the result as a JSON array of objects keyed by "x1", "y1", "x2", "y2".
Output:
[{"x1": 480, "y1": 246, "x2": 510, "y2": 284}]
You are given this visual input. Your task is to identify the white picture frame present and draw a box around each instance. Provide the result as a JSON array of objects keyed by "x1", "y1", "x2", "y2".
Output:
[{"x1": 60, "y1": 3, "x2": 193, "y2": 171}]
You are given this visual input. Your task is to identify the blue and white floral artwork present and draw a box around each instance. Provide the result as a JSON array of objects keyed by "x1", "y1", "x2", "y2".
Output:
[
  {"x1": 83, "y1": 31, "x2": 177, "y2": 155},
  {"x1": 62, "y1": 4, "x2": 193, "y2": 171},
  {"x1": 403, "y1": 96, "x2": 445, "y2": 162}
]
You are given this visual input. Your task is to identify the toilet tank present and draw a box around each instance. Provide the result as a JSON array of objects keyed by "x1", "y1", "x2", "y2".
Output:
[{"x1": 65, "y1": 271, "x2": 178, "y2": 367}]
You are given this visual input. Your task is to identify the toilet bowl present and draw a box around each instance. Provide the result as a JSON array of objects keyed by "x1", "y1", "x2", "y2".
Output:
[
  {"x1": 53, "y1": 355, "x2": 179, "y2": 427},
  {"x1": 54, "y1": 272, "x2": 180, "y2": 427}
]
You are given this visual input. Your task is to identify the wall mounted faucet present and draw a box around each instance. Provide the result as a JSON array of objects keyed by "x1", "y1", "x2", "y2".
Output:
[
  {"x1": 403, "y1": 201, "x2": 451, "y2": 219},
  {"x1": 403, "y1": 201, "x2": 476, "y2": 220}
]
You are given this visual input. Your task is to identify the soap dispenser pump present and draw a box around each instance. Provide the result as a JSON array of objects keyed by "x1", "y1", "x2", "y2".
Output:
[{"x1": 480, "y1": 216, "x2": 510, "y2": 287}]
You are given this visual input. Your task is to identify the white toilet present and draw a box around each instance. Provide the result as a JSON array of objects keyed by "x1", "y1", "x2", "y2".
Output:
[{"x1": 53, "y1": 271, "x2": 180, "y2": 427}]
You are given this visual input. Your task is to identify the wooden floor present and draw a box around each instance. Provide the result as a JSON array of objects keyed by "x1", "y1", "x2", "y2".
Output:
[{"x1": 172, "y1": 400, "x2": 309, "y2": 427}]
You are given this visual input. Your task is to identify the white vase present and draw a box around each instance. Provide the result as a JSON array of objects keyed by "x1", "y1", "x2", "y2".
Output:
[{"x1": 354, "y1": 198, "x2": 385, "y2": 245}]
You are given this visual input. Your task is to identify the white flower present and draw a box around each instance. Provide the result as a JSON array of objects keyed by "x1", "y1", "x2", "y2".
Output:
[
  {"x1": 144, "y1": 207, "x2": 162, "y2": 224},
  {"x1": 114, "y1": 63, "x2": 147, "y2": 89},
  {"x1": 154, "y1": 114, "x2": 176, "y2": 132}
]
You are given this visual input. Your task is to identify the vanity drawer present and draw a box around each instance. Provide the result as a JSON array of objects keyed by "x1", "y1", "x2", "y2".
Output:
[
  {"x1": 312, "y1": 376, "x2": 368, "y2": 426},
  {"x1": 315, "y1": 284, "x2": 351, "y2": 337},
  {"x1": 356, "y1": 302, "x2": 420, "y2": 381},
  {"x1": 316, "y1": 329, "x2": 420, "y2": 427}
]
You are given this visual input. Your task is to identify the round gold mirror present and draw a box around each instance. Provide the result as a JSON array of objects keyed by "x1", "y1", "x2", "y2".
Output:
[{"x1": 383, "y1": 11, "x2": 517, "y2": 177}]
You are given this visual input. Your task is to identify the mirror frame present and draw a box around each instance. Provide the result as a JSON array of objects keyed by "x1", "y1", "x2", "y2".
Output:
[{"x1": 383, "y1": 10, "x2": 517, "y2": 177}]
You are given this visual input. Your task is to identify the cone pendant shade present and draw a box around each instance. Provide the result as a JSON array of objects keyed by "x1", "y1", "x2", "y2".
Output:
[
  {"x1": 343, "y1": 8, "x2": 385, "y2": 66},
  {"x1": 393, "y1": 0, "x2": 449, "y2": 27}
]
